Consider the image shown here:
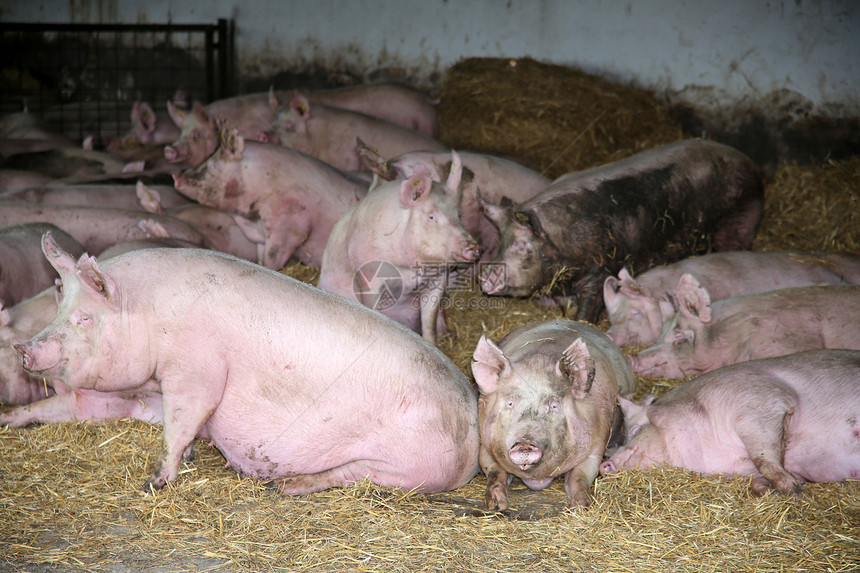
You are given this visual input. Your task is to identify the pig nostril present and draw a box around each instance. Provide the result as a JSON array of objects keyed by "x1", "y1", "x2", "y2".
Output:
[
  {"x1": 13, "y1": 344, "x2": 32, "y2": 369},
  {"x1": 509, "y1": 441, "x2": 542, "y2": 469},
  {"x1": 599, "y1": 460, "x2": 617, "y2": 475}
]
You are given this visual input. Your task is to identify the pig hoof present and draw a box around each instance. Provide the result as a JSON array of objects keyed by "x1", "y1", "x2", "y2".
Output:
[
  {"x1": 569, "y1": 490, "x2": 592, "y2": 508},
  {"x1": 181, "y1": 443, "x2": 196, "y2": 462},
  {"x1": 485, "y1": 484, "x2": 509, "y2": 511},
  {"x1": 142, "y1": 476, "x2": 167, "y2": 493}
]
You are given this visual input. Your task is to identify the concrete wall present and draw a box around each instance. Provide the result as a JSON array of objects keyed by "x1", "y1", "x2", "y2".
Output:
[{"x1": 3, "y1": 0, "x2": 858, "y2": 117}]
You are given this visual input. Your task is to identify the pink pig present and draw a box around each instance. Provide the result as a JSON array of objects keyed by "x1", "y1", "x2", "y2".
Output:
[
  {"x1": 356, "y1": 141, "x2": 551, "y2": 260},
  {"x1": 163, "y1": 91, "x2": 284, "y2": 167},
  {"x1": 472, "y1": 320, "x2": 635, "y2": 509},
  {"x1": 0, "y1": 288, "x2": 59, "y2": 405},
  {"x1": 172, "y1": 126, "x2": 368, "y2": 269},
  {"x1": 9, "y1": 233, "x2": 480, "y2": 494},
  {"x1": 107, "y1": 101, "x2": 182, "y2": 152},
  {"x1": 600, "y1": 350, "x2": 860, "y2": 495},
  {"x1": 318, "y1": 151, "x2": 482, "y2": 344},
  {"x1": 604, "y1": 251, "x2": 860, "y2": 348},
  {"x1": 630, "y1": 277, "x2": 860, "y2": 378},
  {"x1": 0, "y1": 223, "x2": 85, "y2": 306},
  {"x1": 261, "y1": 91, "x2": 448, "y2": 172}
]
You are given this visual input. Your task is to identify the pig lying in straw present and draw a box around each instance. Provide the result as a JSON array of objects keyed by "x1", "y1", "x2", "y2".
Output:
[
  {"x1": 629, "y1": 278, "x2": 860, "y2": 378},
  {"x1": 604, "y1": 251, "x2": 860, "y2": 348},
  {"x1": 600, "y1": 350, "x2": 860, "y2": 495},
  {"x1": 6, "y1": 232, "x2": 480, "y2": 495}
]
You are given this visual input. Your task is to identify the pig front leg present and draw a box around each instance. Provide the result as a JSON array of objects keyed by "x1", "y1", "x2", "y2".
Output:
[
  {"x1": 480, "y1": 447, "x2": 513, "y2": 510},
  {"x1": 0, "y1": 388, "x2": 164, "y2": 427},
  {"x1": 143, "y1": 369, "x2": 224, "y2": 492},
  {"x1": 563, "y1": 450, "x2": 603, "y2": 507},
  {"x1": 419, "y1": 282, "x2": 446, "y2": 345},
  {"x1": 261, "y1": 218, "x2": 313, "y2": 270},
  {"x1": 572, "y1": 269, "x2": 610, "y2": 324}
]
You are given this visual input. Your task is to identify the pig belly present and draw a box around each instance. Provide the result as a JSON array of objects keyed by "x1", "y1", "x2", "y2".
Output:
[
  {"x1": 783, "y1": 417, "x2": 860, "y2": 482},
  {"x1": 668, "y1": 431, "x2": 760, "y2": 478},
  {"x1": 203, "y1": 390, "x2": 470, "y2": 492}
]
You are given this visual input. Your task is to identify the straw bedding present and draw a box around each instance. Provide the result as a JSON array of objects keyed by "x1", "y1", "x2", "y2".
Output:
[{"x1": 1, "y1": 57, "x2": 858, "y2": 572}]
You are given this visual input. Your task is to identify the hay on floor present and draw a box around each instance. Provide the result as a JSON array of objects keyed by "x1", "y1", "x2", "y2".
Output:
[{"x1": 2, "y1": 57, "x2": 859, "y2": 573}]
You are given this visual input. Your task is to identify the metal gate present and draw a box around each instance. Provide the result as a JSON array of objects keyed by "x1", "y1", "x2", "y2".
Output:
[{"x1": 0, "y1": 19, "x2": 235, "y2": 148}]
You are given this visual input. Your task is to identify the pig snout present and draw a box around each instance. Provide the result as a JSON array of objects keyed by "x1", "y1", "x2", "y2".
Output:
[
  {"x1": 164, "y1": 145, "x2": 184, "y2": 163},
  {"x1": 460, "y1": 241, "x2": 483, "y2": 262},
  {"x1": 509, "y1": 440, "x2": 542, "y2": 470},
  {"x1": 258, "y1": 130, "x2": 279, "y2": 145},
  {"x1": 15, "y1": 338, "x2": 63, "y2": 373},
  {"x1": 480, "y1": 265, "x2": 506, "y2": 295},
  {"x1": 598, "y1": 460, "x2": 618, "y2": 476}
]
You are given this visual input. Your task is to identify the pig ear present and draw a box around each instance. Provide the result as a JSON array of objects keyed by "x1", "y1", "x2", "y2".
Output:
[
  {"x1": 617, "y1": 395, "x2": 642, "y2": 419},
  {"x1": 192, "y1": 101, "x2": 211, "y2": 124},
  {"x1": 658, "y1": 293, "x2": 677, "y2": 316},
  {"x1": 675, "y1": 273, "x2": 712, "y2": 323},
  {"x1": 221, "y1": 127, "x2": 244, "y2": 160},
  {"x1": 268, "y1": 86, "x2": 279, "y2": 112},
  {"x1": 290, "y1": 92, "x2": 311, "y2": 119},
  {"x1": 131, "y1": 101, "x2": 143, "y2": 123},
  {"x1": 471, "y1": 335, "x2": 510, "y2": 395},
  {"x1": 167, "y1": 100, "x2": 187, "y2": 128},
  {"x1": 603, "y1": 275, "x2": 621, "y2": 312},
  {"x1": 171, "y1": 89, "x2": 189, "y2": 108},
  {"x1": 399, "y1": 165, "x2": 433, "y2": 207},
  {"x1": 558, "y1": 338, "x2": 595, "y2": 400},
  {"x1": 136, "y1": 181, "x2": 163, "y2": 214},
  {"x1": 444, "y1": 149, "x2": 463, "y2": 195},
  {"x1": 356, "y1": 137, "x2": 399, "y2": 180},
  {"x1": 478, "y1": 191, "x2": 510, "y2": 227},
  {"x1": 41, "y1": 231, "x2": 77, "y2": 277},
  {"x1": 139, "y1": 102, "x2": 156, "y2": 133},
  {"x1": 616, "y1": 267, "x2": 649, "y2": 298},
  {"x1": 75, "y1": 255, "x2": 119, "y2": 308}
]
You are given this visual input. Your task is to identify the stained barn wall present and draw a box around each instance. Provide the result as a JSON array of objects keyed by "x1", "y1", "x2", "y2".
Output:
[
  {"x1": 2, "y1": 0, "x2": 859, "y2": 164},
  {"x1": 3, "y1": 0, "x2": 857, "y2": 113}
]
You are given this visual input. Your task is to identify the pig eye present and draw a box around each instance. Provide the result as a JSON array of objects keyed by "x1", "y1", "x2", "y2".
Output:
[
  {"x1": 547, "y1": 397, "x2": 560, "y2": 413},
  {"x1": 628, "y1": 424, "x2": 642, "y2": 439},
  {"x1": 670, "y1": 330, "x2": 693, "y2": 346},
  {"x1": 75, "y1": 311, "x2": 93, "y2": 327},
  {"x1": 505, "y1": 398, "x2": 515, "y2": 410}
]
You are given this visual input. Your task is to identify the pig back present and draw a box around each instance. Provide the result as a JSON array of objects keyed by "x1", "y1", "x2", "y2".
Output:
[{"x1": 522, "y1": 140, "x2": 759, "y2": 269}]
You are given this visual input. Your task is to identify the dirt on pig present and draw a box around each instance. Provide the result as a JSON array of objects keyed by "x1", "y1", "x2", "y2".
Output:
[{"x1": 2, "y1": 57, "x2": 860, "y2": 573}]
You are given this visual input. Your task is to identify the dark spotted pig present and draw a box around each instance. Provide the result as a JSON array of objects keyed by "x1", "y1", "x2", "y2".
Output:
[{"x1": 478, "y1": 139, "x2": 764, "y2": 323}]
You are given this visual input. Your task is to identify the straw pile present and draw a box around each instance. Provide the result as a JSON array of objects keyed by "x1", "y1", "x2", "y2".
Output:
[{"x1": 2, "y1": 57, "x2": 859, "y2": 572}]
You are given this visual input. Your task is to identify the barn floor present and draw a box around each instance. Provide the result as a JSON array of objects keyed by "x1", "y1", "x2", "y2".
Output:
[{"x1": 1, "y1": 58, "x2": 859, "y2": 572}]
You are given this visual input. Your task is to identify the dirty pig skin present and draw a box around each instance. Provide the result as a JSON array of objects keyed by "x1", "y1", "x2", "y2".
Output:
[{"x1": 8, "y1": 232, "x2": 480, "y2": 495}]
